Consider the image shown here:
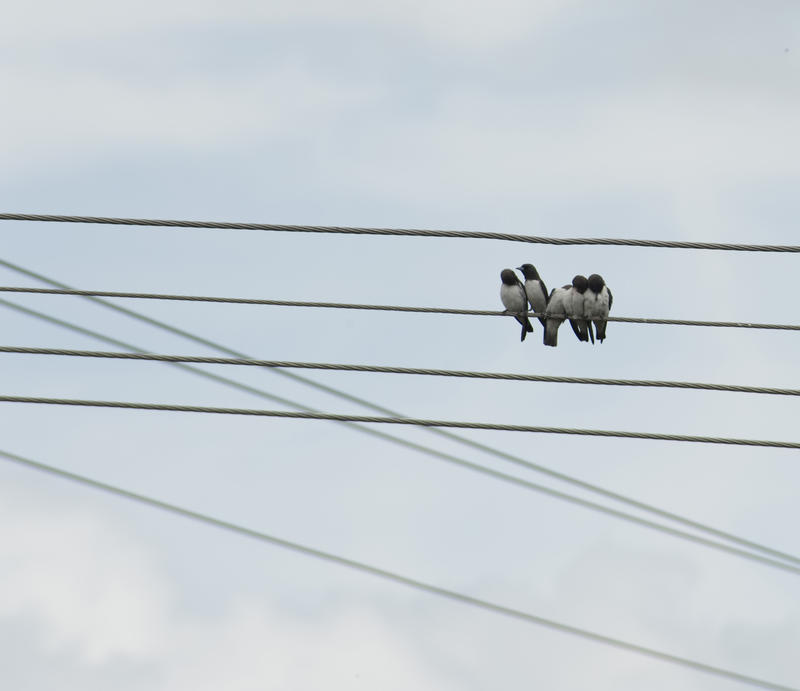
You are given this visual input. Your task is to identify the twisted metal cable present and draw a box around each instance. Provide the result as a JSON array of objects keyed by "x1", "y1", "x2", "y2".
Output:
[
  {"x1": 2, "y1": 395, "x2": 798, "y2": 449},
  {"x1": 3, "y1": 346, "x2": 799, "y2": 397},
  {"x1": 4, "y1": 259, "x2": 800, "y2": 568},
  {"x1": 1, "y1": 213, "x2": 799, "y2": 252},
  {"x1": 0, "y1": 286, "x2": 798, "y2": 331},
  {"x1": 0, "y1": 314, "x2": 800, "y2": 573},
  {"x1": 3, "y1": 303, "x2": 800, "y2": 575},
  {"x1": 2, "y1": 449, "x2": 795, "y2": 691}
]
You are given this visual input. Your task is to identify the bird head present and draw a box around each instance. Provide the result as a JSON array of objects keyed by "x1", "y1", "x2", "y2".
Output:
[
  {"x1": 516, "y1": 263, "x2": 540, "y2": 280},
  {"x1": 501, "y1": 269, "x2": 519, "y2": 285},
  {"x1": 587, "y1": 274, "x2": 605, "y2": 293},
  {"x1": 572, "y1": 275, "x2": 589, "y2": 294}
]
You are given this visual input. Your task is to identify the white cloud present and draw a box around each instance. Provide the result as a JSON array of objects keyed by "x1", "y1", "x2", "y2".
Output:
[
  {"x1": 162, "y1": 601, "x2": 459, "y2": 691},
  {"x1": 0, "y1": 61, "x2": 377, "y2": 166},
  {"x1": 4, "y1": 1, "x2": 797, "y2": 199},
  {"x1": 0, "y1": 488, "x2": 170, "y2": 664},
  {"x1": 1, "y1": 2, "x2": 798, "y2": 688},
  {"x1": 305, "y1": 84, "x2": 800, "y2": 210},
  {"x1": 405, "y1": 0, "x2": 571, "y2": 48},
  {"x1": 3, "y1": 0, "x2": 571, "y2": 47},
  {"x1": 0, "y1": 481, "x2": 459, "y2": 689}
]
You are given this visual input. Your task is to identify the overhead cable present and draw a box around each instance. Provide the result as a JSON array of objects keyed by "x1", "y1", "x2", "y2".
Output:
[
  {"x1": 3, "y1": 395, "x2": 799, "y2": 449},
  {"x1": 0, "y1": 286, "x2": 797, "y2": 331},
  {"x1": 2, "y1": 303, "x2": 799, "y2": 576},
  {"x1": 3, "y1": 346, "x2": 799, "y2": 397},
  {"x1": 2, "y1": 258, "x2": 798, "y2": 568},
  {"x1": 1, "y1": 212, "x2": 798, "y2": 252},
  {"x1": 0, "y1": 448, "x2": 795, "y2": 691}
]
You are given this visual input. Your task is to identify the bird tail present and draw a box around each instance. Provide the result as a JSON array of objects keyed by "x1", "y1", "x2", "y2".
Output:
[
  {"x1": 543, "y1": 320, "x2": 559, "y2": 347},
  {"x1": 588, "y1": 322, "x2": 595, "y2": 344},
  {"x1": 569, "y1": 319, "x2": 590, "y2": 342},
  {"x1": 517, "y1": 315, "x2": 534, "y2": 341},
  {"x1": 594, "y1": 320, "x2": 607, "y2": 342}
]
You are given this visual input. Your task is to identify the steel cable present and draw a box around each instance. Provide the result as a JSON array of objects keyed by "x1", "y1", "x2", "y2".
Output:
[
  {"x1": 1, "y1": 212, "x2": 799, "y2": 252},
  {"x1": 1, "y1": 395, "x2": 798, "y2": 449},
  {"x1": 0, "y1": 447, "x2": 796, "y2": 691},
  {"x1": 2, "y1": 346, "x2": 799, "y2": 397},
  {"x1": 2, "y1": 258, "x2": 799, "y2": 569},
  {"x1": 0, "y1": 286, "x2": 797, "y2": 331}
]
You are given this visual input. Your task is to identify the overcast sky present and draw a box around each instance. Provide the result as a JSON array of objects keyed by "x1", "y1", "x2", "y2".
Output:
[{"x1": 1, "y1": 1, "x2": 799, "y2": 689}]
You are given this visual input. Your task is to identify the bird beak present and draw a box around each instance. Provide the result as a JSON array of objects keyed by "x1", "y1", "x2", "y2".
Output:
[{"x1": 516, "y1": 266, "x2": 523, "y2": 271}]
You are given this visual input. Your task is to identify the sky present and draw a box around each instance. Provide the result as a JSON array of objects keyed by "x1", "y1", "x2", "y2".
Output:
[{"x1": 1, "y1": 1, "x2": 799, "y2": 689}]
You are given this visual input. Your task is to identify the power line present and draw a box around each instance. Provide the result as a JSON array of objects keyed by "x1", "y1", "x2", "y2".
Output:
[
  {"x1": 1, "y1": 286, "x2": 797, "y2": 331},
  {"x1": 6, "y1": 306, "x2": 800, "y2": 581},
  {"x1": 3, "y1": 395, "x2": 799, "y2": 449},
  {"x1": 0, "y1": 447, "x2": 795, "y2": 691},
  {"x1": 1, "y1": 212, "x2": 798, "y2": 252},
  {"x1": 3, "y1": 305, "x2": 800, "y2": 578},
  {"x1": 3, "y1": 345, "x2": 800, "y2": 397},
  {"x1": 2, "y1": 260, "x2": 798, "y2": 569}
]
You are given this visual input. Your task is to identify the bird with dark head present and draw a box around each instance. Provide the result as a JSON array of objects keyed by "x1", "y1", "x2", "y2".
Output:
[
  {"x1": 585, "y1": 273, "x2": 613, "y2": 343},
  {"x1": 543, "y1": 283, "x2": 570, "y2": 347},
  {"x1": 567, "y1": 275, "x2": 590, "y2": 343},
  {"x1": 516, "y1": 263, "x2": 548, "y2": 329},
  {"x1": 500, "y1": 268, "x2": 533, "y2": 342}
]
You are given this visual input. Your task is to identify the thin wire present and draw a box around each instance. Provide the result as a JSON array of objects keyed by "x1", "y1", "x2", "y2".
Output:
[
  {"x1": 2, "y1": 260, "x2": 798, "y2": 569},
  {"x1": 4, "y1": 345, "x2": 800, "y2": 397},
  {"x1": 3, "y1": 305, "x2": 800, "y2": 578},
  {"x1": 0, "y1": 448, "x2": 795, "y2": 691},
  {"x1": 2, "y1": 212, "x2": 800, "y2": 252},
  {"x1": 3, "y1": 395, "x2": 799, "y2": 449},
  {"x1": 1, "y1": 286, "x2": 797, "y2": 331}
]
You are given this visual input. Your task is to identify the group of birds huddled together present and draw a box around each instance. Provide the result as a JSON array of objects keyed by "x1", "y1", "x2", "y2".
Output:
[{"x1": 500, "y1": 264, "x2": 613, "y2": 347}]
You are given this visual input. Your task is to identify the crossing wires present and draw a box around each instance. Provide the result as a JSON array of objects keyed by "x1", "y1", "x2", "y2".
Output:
[
  {"x1": 0, "y1": 258, "x2": 799, "y2": 572},
  {"x1": 0, "y1": 214, "x2": 798, "y2": 689},
  {"x1": 1, "y1": 447, "x2": 796, "y2": 691}
]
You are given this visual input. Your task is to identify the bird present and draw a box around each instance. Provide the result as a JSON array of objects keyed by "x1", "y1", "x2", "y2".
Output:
[
  {"x1": 500, "y1": 268, "x2": 533, "y2": 341},
  {"x1": 543, "y1": 284, "x2": 571, "y2": 347},
  {"x1": 566, "y1": 275, "x2": 590, "y2": 342},
  {"x1": 585, "y1": 273, "x2": 613, "y2": 343},
  {"x1": 516, "y1": 263, "x2": 548, "y2": 329}
]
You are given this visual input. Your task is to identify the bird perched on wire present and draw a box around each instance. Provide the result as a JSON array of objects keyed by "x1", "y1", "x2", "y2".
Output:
[
  {"x1": 566, "y1": 275, "x2": 590, "y2": 343},
  {"x1": 543, "y1": 283, "x2": 570, "y2": 347},
  {"x1": 585, "y1": 273, "x2": 612, "y2": 343},
  {"x1": 500, "y1": 269, "x2": 533, "y2": 341},
  {"x1": 517, "y1": 263, "x2": 548, "y2": 329}
]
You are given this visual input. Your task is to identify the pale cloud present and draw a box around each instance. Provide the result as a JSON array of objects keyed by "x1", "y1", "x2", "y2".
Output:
[
  {"x1": 0, "y1": 483, "x2": 459, "y2": 689},
  {"x1": 5, "y1": 69, "x2": 796, "y2": 195},
  {"x1": 403, "y1": 0, "x2": 571, "y2": 48},
  {"x1": 1, "y1": 1, "x2": 798, "y2": 689},
  {"x1": 310, "y1": 85, "x2": 800, "y2": 206},
  {"x1": 4, "y1": 0, "x2": 797, "y2": 198},
  {"x1": 0, "y1": 489, "x2": 170, "y2": 664},
  {"x1": 3, "y1": 0, "x2": 571, "y2": 47},
  {"x1": 0, "y1": 62, "x2": 378, "y2": 166},
  {"x1": 161, "y1": 602, "x2": 459, "y2": 691}
]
